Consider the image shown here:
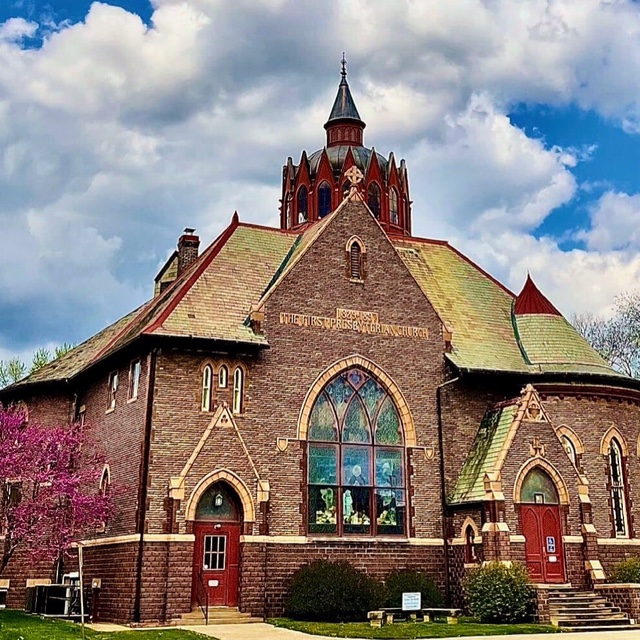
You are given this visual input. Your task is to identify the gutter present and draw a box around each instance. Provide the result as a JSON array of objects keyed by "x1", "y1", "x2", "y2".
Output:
[
  {"x1": 436, "y1": 375, "x2": 460, "y2": 606},
  {"x1": 133, "y1": 347, "x2": 157, "y2": 622}
]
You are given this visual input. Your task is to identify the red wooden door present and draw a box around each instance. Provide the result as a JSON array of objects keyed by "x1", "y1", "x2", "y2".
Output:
[
  {"x1": 521, "y1": 504, "x2": 565, "y2": 583},
  {"x1": 192, "y1": 522, "x2": 241, "y2": 607}
]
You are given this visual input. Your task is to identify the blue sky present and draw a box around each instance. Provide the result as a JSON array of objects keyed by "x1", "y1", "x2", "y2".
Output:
[{"x1": 2, "y1": 0, "x2": 640, "y2": 362}]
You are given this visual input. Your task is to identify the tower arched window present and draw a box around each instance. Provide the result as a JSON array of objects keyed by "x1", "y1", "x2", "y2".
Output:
[
  {"x1": 307, "y1": 367, "x2": 406, "y2": 536},
  {"x1": 232, "y1": 367, "x2": 244, "y2": 415},
  {"x1": 297, "y1": 186, "x2": 308, "y2": 224},
  {"x1": 389, "y1": 188, "x2": 399, "y2": 225},
  {"x1": 608, "y1": 437, "x2": 629, "y2": 537},
  {"x1": 318, "y1": 182, "x2": 332, "y2": 218},
  {"x1": 202, "y1": 365, "x2": 213, "y2": 412},
  {"x1": 367, "y1": 183, "x2": 381, "y2": 219}
]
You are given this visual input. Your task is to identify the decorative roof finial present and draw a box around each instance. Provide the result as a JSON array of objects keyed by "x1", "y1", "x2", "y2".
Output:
[{"x1": 341, "y1": 52, "x2": 347, "y2": 81}]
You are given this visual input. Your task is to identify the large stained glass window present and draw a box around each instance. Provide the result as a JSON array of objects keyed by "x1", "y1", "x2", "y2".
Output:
[{"x1": 307, "y1": 368, "x2": 406, "y2": 536}]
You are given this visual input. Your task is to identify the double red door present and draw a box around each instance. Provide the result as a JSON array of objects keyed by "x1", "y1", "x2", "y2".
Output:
[
  {"x1": 192, "y1": 522, "x2": 241, "y2": 607},
  {"x1": 521, "y1": 505, "x2": 565, "y2": 583}
]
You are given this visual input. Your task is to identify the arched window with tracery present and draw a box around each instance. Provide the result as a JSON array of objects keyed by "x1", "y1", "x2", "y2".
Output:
[
  {"x1": 307, "y1": 368, "x2": 406, "y2": 536},
  {"x1": 202, "y1": 365, "x2": 213, "y2": 412},
  {"x1": 608, "y1": 437, "x2": 629, "y2": 537},
  {"x1": 367, "y1": 183, "x2": 381, "y2": 219},
  {"x1": 318, "y1": 182, "x2": 332, "y2": 218},
  {"x1": 389, "y1": 188, "x2": 399, "y2": 225},
  {"x1": 297, "y1": 186, "x2": 308, "y2": 224}
]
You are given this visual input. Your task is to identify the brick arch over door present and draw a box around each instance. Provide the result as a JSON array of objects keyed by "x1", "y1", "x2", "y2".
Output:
[
  {"x1": 513, "y1": 458, "x2": 570, "y2": 505},
  {"x1": 297, "y1": 355, "x2": 416, "y2": 447},
  {"x1": 185, "y1": 469, "x2": 256, "y2": 523}
]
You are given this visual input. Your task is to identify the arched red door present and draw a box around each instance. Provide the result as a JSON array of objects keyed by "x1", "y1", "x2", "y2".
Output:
[
  {"x1": 191, "y1": 482, "x2": 242, "y2": 607},
  {"x1": 519, "y1": 467, "x2": 566, "y2": 583}
]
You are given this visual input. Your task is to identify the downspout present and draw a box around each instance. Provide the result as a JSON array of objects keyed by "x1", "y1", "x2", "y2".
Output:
[
  {"x1": 133, "y1": 348, "x2": 158, "y2": 623},
  {"x1": 436, "y1": 376, "x2": 460, "y2": 606}
]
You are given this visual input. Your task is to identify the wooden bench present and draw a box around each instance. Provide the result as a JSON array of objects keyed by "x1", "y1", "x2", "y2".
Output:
[{"x1": 368, "y1": 607, "x2": 462, "y2": 627}]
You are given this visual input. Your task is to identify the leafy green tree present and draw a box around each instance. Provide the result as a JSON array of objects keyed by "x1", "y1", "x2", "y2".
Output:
[{"x1": 0, "y1": 343, "x2": 75, "y2": 388}]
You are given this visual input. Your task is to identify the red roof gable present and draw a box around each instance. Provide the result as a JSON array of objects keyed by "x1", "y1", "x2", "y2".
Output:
[{"x1": 514, "y1": 274, "x2": 562, "y2": 316}]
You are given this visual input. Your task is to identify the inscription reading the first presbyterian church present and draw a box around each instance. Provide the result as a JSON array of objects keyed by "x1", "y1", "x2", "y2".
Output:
[{"x1": 279, "y1": 308, "x2": 429, "y2": 339}]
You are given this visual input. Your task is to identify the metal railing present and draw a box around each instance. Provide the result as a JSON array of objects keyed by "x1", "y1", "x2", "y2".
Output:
[{"x1": 196, "y1": 571, "x2": 209, "y2": 625}]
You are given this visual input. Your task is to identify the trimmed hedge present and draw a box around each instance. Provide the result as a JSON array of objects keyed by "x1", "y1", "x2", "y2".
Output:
[
  {"x1": 385, "y1": 568, "x2": 443, "y2": 608},
  {"x1": 285, "y1": 560, "x2": 385, "y2": 622},
  {"x1": 463, "y1": 562, "x2": 534, "y2": 623},
  {"x1": 610, "y1": 556, "x2": 640, "y2": 583}
]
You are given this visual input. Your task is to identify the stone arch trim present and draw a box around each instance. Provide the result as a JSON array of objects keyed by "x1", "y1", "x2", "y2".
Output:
[
  {"x1": 297, "y1": 355, "x2": 416, "y2": 447},
  {"x1": 345, "y1": 235, "x2": 367, "y2": 254},
  {"x1": 513, "y1": 458, "x2": 570, "y2": 505},
  {"x1": 555, "y1": 424, "x2": 584, "y2": 454},
  {"x1": 460, "y1": 516, "x2": 480, "y2": 540},
  {"x1": 601, "y1": 425, "x2": 629, "y2": 456},
  {"x1": 185, "y1": 469, "x2": 256, "y2": 523}
]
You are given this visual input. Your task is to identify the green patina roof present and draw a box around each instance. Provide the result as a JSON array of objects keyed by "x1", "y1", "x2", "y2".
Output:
[{"x1": 449, "y1": 404, "x2": 518, "y2": 504}]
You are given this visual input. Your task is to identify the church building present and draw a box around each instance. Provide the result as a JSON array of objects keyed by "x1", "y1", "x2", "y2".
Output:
[{"x1": 2, "y1": 61, "x2": 640, "y2": 625}]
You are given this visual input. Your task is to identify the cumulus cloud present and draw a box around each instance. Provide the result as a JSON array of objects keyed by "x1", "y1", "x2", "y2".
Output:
[{"x1": 1, "y1": 0, "x2": 640, "y2": 357}]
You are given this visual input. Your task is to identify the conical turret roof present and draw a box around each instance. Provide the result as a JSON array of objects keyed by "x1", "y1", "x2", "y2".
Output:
[
  {"x1": 324, "y1": 56, "x2": 365, "y2": 129},
  {"x1": 514, "y1": 274, "x2": 562, "y2": 316}
]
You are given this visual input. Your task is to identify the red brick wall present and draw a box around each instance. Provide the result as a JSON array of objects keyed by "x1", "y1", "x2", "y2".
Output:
[{"x1": 239, "y1": 540, "x2": 445, "y2": 617}]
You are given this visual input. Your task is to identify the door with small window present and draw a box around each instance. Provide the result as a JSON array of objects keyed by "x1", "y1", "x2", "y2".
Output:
[{"x1": 191, "y1": 482, "x2": 242, "y2": 607}]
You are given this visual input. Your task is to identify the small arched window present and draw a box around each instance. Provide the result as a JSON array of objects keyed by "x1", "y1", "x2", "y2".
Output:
[
  {"x1": 232, "y1": 367, "x2": 244, "y2": 414},
  {"x1": 350, "y1": 242, "x2": 362, "y2": 280},
  {"x1": 389, "y1": 188, "x2": 399, "y2": 225},
  {"x1": 367, "y1": 183, "x2": 381, "y2": 219},
  {"x1": 99, "y1": 465, "x2": 111, "y2": 498},
  {"x1": 318, "y1": 182, "x2": 332, "y2": 218},
  {"x1": 202, "y1": 365, "x2": 213, "y2": 412},
  {"x1": 218, "y1": 365, "x2": 228, "y2": 389},
  {"x1": 297, "y1": 186, "x2": 308, "y2": 224},
  {"x1": 561, "y1": 435, "x2": 577, "y2": 466},
  {"x1": 465, "y1": 524, "x2": 477, "y2": 564},
  {"x1": 608, "y1": 438, "x2": 629, "y2": 538},
  {"x1": 342, "y1": 180, "x2": 350, "y2": 199},
  {"x1": 285, "y1": 197, "x2": 292, "y2": 229}
]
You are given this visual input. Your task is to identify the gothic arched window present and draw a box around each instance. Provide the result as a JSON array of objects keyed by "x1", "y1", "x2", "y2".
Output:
[
  {"x1": 561, "y1": 435, "x2": 577, "y2": 466},
  {"x1": 465, "y1": 524, "x2": 477, "y2": 563},
  {"x1": 297, "y1": 186, "x2": 308, "y2": 224},
  {"x1": 218, "y1": 364, "x2": 228, "y2": 389},
  {"x1": 349, "y1": 241, "x2": 362, "y2": 280},
  {"x1": 232, "y1": 367, "x2": 244, "y2": 414},
  {"x1": 367, "y1": 183, "x2": 381, "y2": 219},
  {"x1": 389, "y1": 188, "x2": 399, "y2": 225},
  {"x1": 202, "y1": 365, "x2": 213, "y2": 412},
  {"x1": 307, "y1": 368, "x2": 406, "y2": 536},
  {"x1": 608, "y1": 438, "x2": 629, "y2": 537},
  {"x1": 318, "y1": 182, "x2": 332, "y2": 218}
]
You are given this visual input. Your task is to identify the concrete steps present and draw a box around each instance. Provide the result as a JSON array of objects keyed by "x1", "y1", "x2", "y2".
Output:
[
  {"x1": 547, "y1": 588, "x2": 636, "y2": 632},
  {"x1": 176, "y1": 606, "x2": 263, "y2": 626}
]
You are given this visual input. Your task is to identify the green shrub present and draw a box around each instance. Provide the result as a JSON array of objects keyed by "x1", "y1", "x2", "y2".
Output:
[
  {"x1": 610, "y1": 557, "x2": 640, "y2": 583},
  {"x1": 285, "y1": 560, "x2": 385, "y2": 622},
  {"x1": 385, "y1": 568, "x2": 443, "y2": 608},
  {"x1": 463, "y1": 561, "x2": 534, "y2": 623}
]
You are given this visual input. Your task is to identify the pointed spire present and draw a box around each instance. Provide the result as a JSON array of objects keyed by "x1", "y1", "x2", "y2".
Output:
[
  {"x1": 514, "y1": 274, "x2": 562, "y2": 316},
  {"x1": 324, "y1": 54, "x2": 366, "y2": 147}
]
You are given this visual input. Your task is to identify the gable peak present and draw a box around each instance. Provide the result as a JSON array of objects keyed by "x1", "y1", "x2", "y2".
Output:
[{"x1": 514, "y1": 274, "x2": 562, "y2": 316}]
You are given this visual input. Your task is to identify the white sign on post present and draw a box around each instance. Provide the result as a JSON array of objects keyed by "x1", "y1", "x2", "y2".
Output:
[{"x1": 402, "y1": 592, "x2": 421, "y2": 611}]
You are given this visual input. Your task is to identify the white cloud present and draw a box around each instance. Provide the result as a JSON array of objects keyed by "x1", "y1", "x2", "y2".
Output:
[{"x1": 1, "y1": 0, "x2": 640, "y2": 356}]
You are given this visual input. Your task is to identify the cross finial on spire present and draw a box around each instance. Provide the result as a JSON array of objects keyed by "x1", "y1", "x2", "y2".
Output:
[{"x1": 341, "y1": 52, "x2": 347, "y2": 81}]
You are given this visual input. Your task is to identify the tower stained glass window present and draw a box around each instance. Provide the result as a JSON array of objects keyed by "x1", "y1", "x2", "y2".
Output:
[
  {"x1": 318, "y1": 182, "x2": 332, "y2": 218},
  {"x1": 367, "y1": 183, "x2": 381, "y2": 219},
  {"x1": 297, "y1": 186, "x2": 308, "y2": 224},
  {"x1": 389, "y1": 188, "x2": 398, "y2": 225},
  {"x1": 307, "y1": 368, "x2": 406, "y2": 536}
]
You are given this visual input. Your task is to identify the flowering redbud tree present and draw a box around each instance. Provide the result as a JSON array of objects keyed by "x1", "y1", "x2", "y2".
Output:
[{"x1": 0, "y1": 406, "x2": 114, "y2": 576}]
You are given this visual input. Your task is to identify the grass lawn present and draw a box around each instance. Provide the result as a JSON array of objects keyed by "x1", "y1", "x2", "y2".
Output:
[
  {"x1": 271, "y1": 617, "x2": 562, "y2": 638},
  {"x1": 0, "y1": 610, "x2": 216, "y2": 640}
]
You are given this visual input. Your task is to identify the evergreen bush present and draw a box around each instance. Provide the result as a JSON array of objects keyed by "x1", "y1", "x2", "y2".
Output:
[
  {"x1": 610, "y1": 557, "x2": 640, "y2": 583},
  {"x1": 285, "y1": 560, "x2": 385, "y2": 622},
  {"x1": 463, "y1": 561, "x2": 534, "y2": 623},
  {"x1": 385, "y1": 568, "x2": 443, "y2": 608}
]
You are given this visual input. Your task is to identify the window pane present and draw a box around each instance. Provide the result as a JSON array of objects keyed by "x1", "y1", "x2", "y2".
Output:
[
  {"x1": 358, "y1": 377, "x2": 386, "y2": 418},
  {"x1": 308, "y1": 486, "x2": 337, "y2": 534},
  {"x1": 375, "y1": 449, "x2": 403, "y2": 487},
  {"x1": 375, "y1": 397, "x2": 402, "y2": 445},
  {"x1": 376, "y1": 489, "x2": 405, "y2": 535},
  {"x1": 318, "y1": 182, "x2": 332, "y2": 218},
  {"x1": 343, "y1": 396, "x2": 371, "y2": 443},
  {"x1": 325, "y1": 375, "x2": 353, "y2": 423},
  {"x1": 309, "y1": 393, "x2": 338, "y2": 441},
  {"x1": 342, "y1": 446, "x2": 371, "y2": 486},
  {"x1": 309, "y1": 445, "x2": 337, "y2": 484},
  {"x1": 343, "y1": 487, "x2": 371, "y2": 534},
  {"x1": 521, "y1": 468, "x2": 559, "y2": 504}
]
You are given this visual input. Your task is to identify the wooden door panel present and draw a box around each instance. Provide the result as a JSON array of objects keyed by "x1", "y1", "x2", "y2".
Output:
[
  {"x1": 522, "y1": 506, "x2": 544, "y2": 582},
  {"x1": 541, "y1": 507, "x2": 565, "y2": 583},
  {"x1": 521, "y1": 504, "x2": 566, "y2": 584}
]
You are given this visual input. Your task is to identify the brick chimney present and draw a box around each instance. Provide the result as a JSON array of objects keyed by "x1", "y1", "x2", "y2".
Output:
[{"x1": 177, "y1": 228, "x2": 200, "y2": 275}]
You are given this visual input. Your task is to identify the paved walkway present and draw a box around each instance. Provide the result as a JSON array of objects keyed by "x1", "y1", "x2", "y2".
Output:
[{"x1": 88, "y1": 621, "x2": 640, "y2": 639}]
